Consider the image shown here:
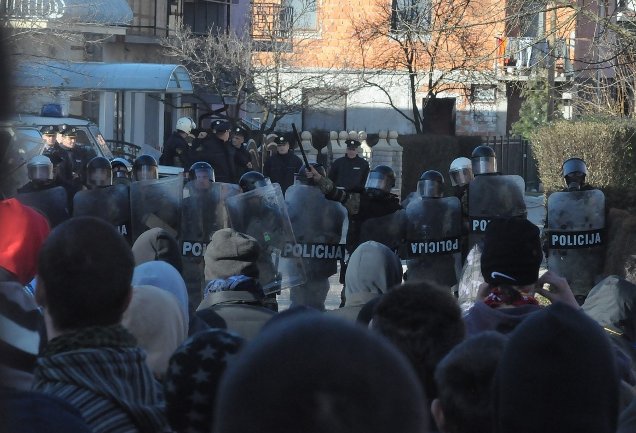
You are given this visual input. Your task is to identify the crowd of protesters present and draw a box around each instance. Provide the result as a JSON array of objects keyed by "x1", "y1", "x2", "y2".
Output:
[{"x1": 1, "y1": 194, "x2": 636, "y2": 433}]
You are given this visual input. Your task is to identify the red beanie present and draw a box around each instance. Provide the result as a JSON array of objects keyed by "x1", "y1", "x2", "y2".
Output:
[{"x1": 0, "y1": 198, "x2": 50, "y2": 284}]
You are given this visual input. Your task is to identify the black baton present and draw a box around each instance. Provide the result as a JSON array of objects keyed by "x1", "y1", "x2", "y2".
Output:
[{"x1": 291, "y1": 123, "x2": 310, "y2": 168}]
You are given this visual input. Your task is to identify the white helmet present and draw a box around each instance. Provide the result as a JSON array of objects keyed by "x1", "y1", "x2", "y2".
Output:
[
  {"x1": 176, "y1": 116, "x2": 196, "y2": 134},
  {"x1": 449, "y1": 157, "x2": 474, "y2": 187}
]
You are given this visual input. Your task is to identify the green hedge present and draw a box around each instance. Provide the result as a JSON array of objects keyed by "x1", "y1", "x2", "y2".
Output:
[{"x1": 530, "y1": 120, "x2": 636, "y2": 210}]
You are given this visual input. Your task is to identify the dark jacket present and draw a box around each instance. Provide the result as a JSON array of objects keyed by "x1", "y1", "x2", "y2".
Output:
[
  {"x1": 160, "y1": 131, "x2": 191, "y2": 168},
  {"x1": 328, "y1": 155, "x2": 370, "y2": 191},
  {"x1": 192, "y1": 135, "x2": 237, "y2": 183},
  {"x1": 233, "y1": 144, "x2": 252, "y2": 179},
  {"x1": 263, "y1": 152, "x2": 303, "y2": 193}
]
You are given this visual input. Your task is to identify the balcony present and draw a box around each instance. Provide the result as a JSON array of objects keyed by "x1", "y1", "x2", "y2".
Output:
[
  {"x1": 1, "y1": 0, "x2": 132, "y2": 34},
  {"x1": 498, "y1": 36, "x2": 573, "y2": 81},
  {"x1": 251, "y1": 2, "x2": 293, "y2": 51}
]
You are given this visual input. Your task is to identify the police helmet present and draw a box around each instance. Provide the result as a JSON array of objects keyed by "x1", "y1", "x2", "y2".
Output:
[
  {"x1": 448, "y1": 157, "x2": 474, "y2": 187},
  {"x1": 111, "y1": 157, "x2": 132, "y2": 178},
  {"x1": 133, "y1": 154, "x2": 159, "y2": 181},
  {"x1": 562, "y1": 157, "x2": 588, "y2": 190},
  {"x1": 189, "y1": 161, "x2": 215, "y2": 183},
  {"x1": 27, "y1": 155, "x2": 54, "y2": 182},
  {"x1": 176, "y1": 116, "x2": 196, "y2": 135},
  {"x1": 296, "y1": 163, "x2": 326, "y2": 185},
  {"x1": 471, "y1": 145, "x2": 497, "y2": 175},
  {"x1": 239, "y1": 171, "x2": 270, "y2": 192},
  {"x1": 417, "y1": 170, "x2": 445, "y2": 198},
  {"x1": 86, "y1": 156, "x2": 113, "y2": 188},
  {"x1": 365, "y1": 165, "x2": 396, "y2": 197}
]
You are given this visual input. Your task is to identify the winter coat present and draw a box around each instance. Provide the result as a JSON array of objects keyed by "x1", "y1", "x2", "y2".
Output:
[
  {"x1": 328, "y1": 155, "x2": 369, "y2": 191},
  {"x1": 192, "y1": 135, "x2": 237, "y2": 183},
  {"x1": 263, "y1": 152, "x2": 303, "y2": 193},
  {"x1": 159, "y1": 131, "x2": 191, "y2": 168},
  {"x1": 463, "y1": 300, "x2": 542, "y2": 336}
]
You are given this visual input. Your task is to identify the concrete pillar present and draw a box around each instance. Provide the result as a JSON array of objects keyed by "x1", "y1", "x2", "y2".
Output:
[
  {"x1": 295, "y1": 130, "x2": 317, "y2": 163},
  {"x1": 99, "y1": 91, "x2": 115, "y2": 141}
]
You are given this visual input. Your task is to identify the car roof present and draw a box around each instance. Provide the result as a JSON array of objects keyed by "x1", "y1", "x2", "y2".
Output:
[{"x1": 11, "y1": 114, "x2": 95, "y2": 127}]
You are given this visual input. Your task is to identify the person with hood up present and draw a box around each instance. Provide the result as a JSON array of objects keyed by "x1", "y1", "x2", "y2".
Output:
[
  {"x1": 326, "y1": 240, "x2": 403, "y2": 322},
  {"x1": 463, "y1": 217, "x2": 578, "y2": 336},
  {"x1": 132, "y1": 260, "x2": 209, "y2": 336},
  {"x1": 122, "y1": 284, "x2": 188, "y2": 380},
  {"x1": 132, "y1": 227, "x2": 183, "y2": 274},
  {"x1": 32, "y1": 217, "x2": 167, "y2": 433},
  {"x1": 0, "y1": 198, "x2": 50, "y2": 390},
  {"x1": 196, "y1": 228, "x2": 276, "y2": 340},
  {"x1": 493, "y1": 303, "x2": 620, "y2": 433}
]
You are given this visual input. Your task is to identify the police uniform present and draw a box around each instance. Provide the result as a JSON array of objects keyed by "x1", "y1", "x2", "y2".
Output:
[
  {"x1": 192, "y1": 120, "x2": 237, "y2": 183},
  {"x1": 231, "y1": 127, "x2": 252, "y2": 179},
  {"x1": 160, "y1": 130, "x2": 192, "y2": 168},
  {"x1": 263, "y1": 136, "x2": 303, "y2": 194},
  {"x1": 328, "y1": 139, "x2": 370, "y2": 192}
]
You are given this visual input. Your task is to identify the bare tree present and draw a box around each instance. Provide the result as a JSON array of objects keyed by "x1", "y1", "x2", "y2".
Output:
[
  {"x1": 161, "y1": 0, "x2": 357, "y2": 134},
  {"x1": 348, "y1": 0, "x2": 501, "y2": 133}
]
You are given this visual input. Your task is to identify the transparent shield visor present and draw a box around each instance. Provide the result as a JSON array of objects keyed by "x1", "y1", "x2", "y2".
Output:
[
  {"x1": 28, "y1": 164, "x2": 53, "y2": 181},
  {"x1": 472, "y1": 157, "x2": 497, "y2": 175},
  {"x1": 449, "y1": 167, "x2": 474, "y2": 187},
  {"x1": 417, "y1": 179, "x2": 443, "y2": 198},
  {"x1": 135, "y1": 166, "x2": 158, "y2": 181},
  {"x1": 88, "y1": 168, "x2": 112, "y2": 187},
  {"x1": 365, "y1": 172, "x2": 393, "y2": 193},
  {"x1": 193, "y1": 168, "x2": 214, "y2": 189},
  {"x1": 113, "y1": 168, "x2": 130, "y2": 179}
]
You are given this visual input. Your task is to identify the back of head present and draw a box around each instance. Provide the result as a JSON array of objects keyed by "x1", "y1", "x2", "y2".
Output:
[
  {"x1": 204, "y1": 228, "x2": 260, "y2": 280},
  {"x1": 481, "y1": 218, "x2": 542, "y2": 287},
  {"x1": 37, "y1": 216, "x2": 134, "y2": 331},
  {"x1": 371, "y1": 281, "x2": 465, "y2": 399},
  {"x1": 434, "y1": 332, "x2": 506, "y2": 433},
  {"x1": 132, "y1": 260, "x2": 189, "y2": 324},
  {"x1": 164, "y1": 329, "x2": 244, "y2": 433},
  {"x1": 562, "y1": 157, "x2": 588, "y2": 190},
  {"x1": 132, "y1": 227, "x2": 183, "y2": 273},
  {"x1": 0, "y1": 198, "x2": 50, "y2": 285},
  {"x1": 493, "y1": 303, "x2": 619, "y2": 433},
  {"x1": 214, "y1": 315, "x2": 428, "y2": 433},
  {"x1": 345, "y1": 241, "x2": 403, "y2": 296}
]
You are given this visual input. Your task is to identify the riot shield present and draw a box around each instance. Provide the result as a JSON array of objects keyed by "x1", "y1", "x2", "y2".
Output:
[
  {"x1": 546, "y1": 189, "x2": 605, "y2": 297},
  {"x1": 406, "y1": 196, "x2": 462, "y2": 286},
  {"x1": 130, "y1": 176, "x2": 183, "y2": 244},
  {"x1": 468, "y1": 175, "x2": 526, "y2": 249},
  {"x1": 285, "y1": 184, "x2": 347, "y2": 309},
  {"x1": 358, "y1": 208, "x2": 407, "y2": 253},
  {"x1": 180, "y1": 182, "x2": 241, "y2": 305},
  {"x1": 225, "y1": 182, "x2": 306, "y2": 294},
  {"x1": 73, "y1": 184, "x2": 131, "y2": 242},
  {"x1": 16, "y1": 186, "x2": 69, "y2": 227}
]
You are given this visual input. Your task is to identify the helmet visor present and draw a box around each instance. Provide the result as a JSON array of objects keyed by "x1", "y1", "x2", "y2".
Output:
[
  {"x1": 365, "y1": 171, "x2": 393, "y2": 193},
  {"x1": 135, "y1": 165, "x2": 158, "y2": 181},
  {"x1": 28, "y1": 165, "x2": 53, "y2": 181},
  {"x1": 472, "y1": 157, "x2": 497, "y2": 175},
  {"x1": 88, "y1": 168, "x2": 112, "y2": 187},
  {"x1": 417, "y1": 179, "x2": 443, "y2": 198},
  {"x1": 449, "y1": 166, "x2": 474, "y2": 187}
]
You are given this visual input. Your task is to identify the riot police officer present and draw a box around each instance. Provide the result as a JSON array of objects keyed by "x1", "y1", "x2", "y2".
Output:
[
  {"x1": 17, "y1": 155, "x2": 58, "y2": 193},
  {"x1": 308, "y1": 164, "x2": 405, "y2": 305},
  {"x1": 85, "y1": 156, "x2": 112, "y2": 189},
  {"x1": 160, "y1": 116, "x2": 196, "y2": 168},
  {"x1": 471, "y1": 145, "x2": 497, "y2": 175},
  {"x1": 449, "y1": 156, "x2": 473, "y2": 200},
  {"x1": 406, "y1": 170, "x2": 462, "y2": 286},
  {"x1": 111, "y1": 157, "x2": 132, "y2": 186},
  {"x1": 286, "y1": 163, "x2": 346, "y2": 310},
  {"x1": 133, "y1": 154, "x2": 159, "y2": 181}
]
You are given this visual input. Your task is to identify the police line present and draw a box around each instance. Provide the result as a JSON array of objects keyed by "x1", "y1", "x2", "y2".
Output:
[{"x1": 547, "y1": 229, "x2": 603, "y2": 249}]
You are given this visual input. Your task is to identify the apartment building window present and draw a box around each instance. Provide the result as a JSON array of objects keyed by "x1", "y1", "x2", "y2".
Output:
[
  {"x1": 391, "y1": 0, "x2": 432, "y2": 33},
  {"x1": 183, "y1": 0, "x2": 228, "y2": 34},
  {"x1": 282, "y1": 0, "x2": 317, "y2": 31}
]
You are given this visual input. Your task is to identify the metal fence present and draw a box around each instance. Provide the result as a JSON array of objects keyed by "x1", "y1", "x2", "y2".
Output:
[{"x1": 481, "y1": 135, "x2": 540, "y2": 191}]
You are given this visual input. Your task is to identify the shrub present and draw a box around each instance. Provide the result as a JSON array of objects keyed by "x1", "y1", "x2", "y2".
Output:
[{"x1": 530, "y1": 119, "x2": 636, "y2": 209}]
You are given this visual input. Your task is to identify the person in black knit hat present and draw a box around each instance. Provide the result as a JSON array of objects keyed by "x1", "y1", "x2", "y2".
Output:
[
  {"x1": 463, "y1": 217, "x2": 578, "y2": 336},
  {"x1": 493, "y1": 303, "x2": 619, "y2": 433}
]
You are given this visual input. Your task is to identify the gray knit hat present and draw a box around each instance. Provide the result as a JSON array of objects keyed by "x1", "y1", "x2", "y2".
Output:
[{"x1": 204, "y1": 229, "x2": 260, "y2": 280}]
